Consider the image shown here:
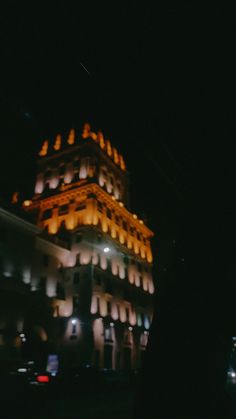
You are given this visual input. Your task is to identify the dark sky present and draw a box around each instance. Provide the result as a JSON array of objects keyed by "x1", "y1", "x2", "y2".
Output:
[{"x1": 0, "y1": 2, "x2": 234, "y2": 256}]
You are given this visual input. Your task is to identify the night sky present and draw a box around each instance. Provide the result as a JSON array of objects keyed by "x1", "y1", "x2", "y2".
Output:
[{"x1": 0, "y1": 3, "x2": 235, "y2": 260}]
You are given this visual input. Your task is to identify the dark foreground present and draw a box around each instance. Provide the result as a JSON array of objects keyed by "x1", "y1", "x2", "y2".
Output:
[{"x1": 1, "y1": 373, "x2": 236, "y2": 419}]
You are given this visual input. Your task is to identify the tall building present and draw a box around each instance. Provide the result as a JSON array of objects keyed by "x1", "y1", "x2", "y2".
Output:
[{"x1": 23, "y1": 123, "x2": 155, "y2": 370}]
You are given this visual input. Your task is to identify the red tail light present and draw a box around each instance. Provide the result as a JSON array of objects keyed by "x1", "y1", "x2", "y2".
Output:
[{"x1": 37, "y1": 375, "x2": 50, "y2": 383}]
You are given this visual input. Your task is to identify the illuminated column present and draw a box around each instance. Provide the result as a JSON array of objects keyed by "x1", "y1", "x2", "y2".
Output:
[{"x1": 35, "y1": 173, "x2": 44, "y2": 194}]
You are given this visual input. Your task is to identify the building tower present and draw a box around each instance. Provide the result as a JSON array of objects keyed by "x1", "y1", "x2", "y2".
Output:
[{"x1": 25, "y1": 123, "x2": 155, "y2": 370}]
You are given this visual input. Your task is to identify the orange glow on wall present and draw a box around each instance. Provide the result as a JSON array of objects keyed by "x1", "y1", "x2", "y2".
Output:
[
  {"x1": 67, "y1": 129, "x2": 75, "y2": 144},
  {"x1": 54, "y1": 134, "x2": 62, "y2": 150},
  {"x1": 113, "y1": 147, "x2": 119, "y2": 164},
  {"x1": 39, "y1": 140, "x2": 48, "y2": 156},
  {"x1": 106, "y1": 140, "x2": 112, "y2": 156},
  {"x1": 66, "y1": 213, "x2": 75, "y2": 230},
  {"x1": 147, "y1": 248, "x2": 153, "y2": 263},
  {"x1": 11, "y1": 191, "x2": 19, "y2": 204},
  {"x1": 119, "y1": 155, "x2": 126, "y2": 170},
  {"x1": 82, "y1": 123, "x2": 91, "y2": 138},
  {"x1": 97, "y1": 131, "x2": 105, "y2": 149},
  {"x1": 90, "y1": 131, "x2": 97, "y2": 140}
]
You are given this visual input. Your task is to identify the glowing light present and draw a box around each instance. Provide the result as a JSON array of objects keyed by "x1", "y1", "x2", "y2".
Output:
[
  {"x1": 128, "y1": 326, "x2": 133, "y2": 331},
  {"x1": 20, "y1": 333, "x2": 25, "y2": 338},
  {"x1": 71, "y1": 319, "x2": 77, "y2": 325},
  {"x1": 110, "y1": 322, "x2": 114, "y2": 327},
  {"x1": 139, "y1": 220, "x2": 144, "y2": 224},
  {"x1": 18, "y1": 368, "x2": 27, "y2": 373},
  {"x1": 119, "y1": 202, "x2": 124, "y2": 207},
  {"x1": 23, "y1": 200, "x2": 32, "y2": 207},
  {"x1": 103, "y1": 247, "x2": 110, "y2": 253},
  {"x1": 112, "y1": 196, "x2": 116, "y2": 200},
  {"x1": 37, "y1": 375, "x2": 50, "y2": 383},
  {"x1": 133, "y1": 214, "x2": 137, "y2": 219}
]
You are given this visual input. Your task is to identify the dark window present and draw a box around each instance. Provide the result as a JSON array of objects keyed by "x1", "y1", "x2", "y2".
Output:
[
  {"x1": 137, "y1": 232, "x2": 141, "y2": 240},
  {"x1": 59, "y1": 204, "x2": 68, "y2": 215},
  {"x1": 97, "y1": 234, "x2": 102, "y2": 243},
  {"x1": 43, "y1": 254, "x2": 49, "y2": 267},
  {"x1": 72, "y1": 323, "x2": 77, "y2": 334},
  {"x1": 123, "y1": 220, "x2": 127, "y2": 230},
  {"x1": 97, "y1": 297, "x2": 100, "y2": 313},
  {"x1": 115, "y1": 215, "x2": 120, "y2": 224},
  {"x1": 42, "y1": 209, "x2": 51, "y2": 220},
  {"x1": 104, "y1": 344, "x2": 113, "y2": 367},
  {"x1": 95, "y1": 275, "x2": 101, "y2": 286},
  {"x1": 73, "y1": 272, "x2": 80, "y2": 284},
  {"x1": 125, "y1": 307, "x2": 129, "y2": 321},
  {"x1": 73, "y1": 296, "x2": 79, "y2": 314},
  {"x1": 76, "y1": 233, "x2": 82, "y2": 243},
  {"x1": 129, "y1": 227, "x2": 134, "y2": 235},
  {"x1": 123, "y1": 255, "x2": 129, "y2": 265},
  {"x1": 137, "y1": 262, "x2": 142, "y2": 272},
  {"x1": 56, "y1": 282, "x2": 65, "y2": 300},
  {"x1": 117, "y1": 304, "x2": 120, "y2": 318},
  {"x1": 45, "y1": 172, "x2": 51, "y2": 182},
  {"x1": 107, "y1": 301, "x2": 111, "y2": 315},
  {"x1": 107, "y1": 208, "x2": 112, "y2": 219},
  {"x1": 97, "y1": 201, "x2": 103, "y2": 211},
  {"x1": 59, "y1": 165, "x2": 65, "y2": 175},
  {"x1": 39, "y1": 276, "x2": 47, "y2": 292},
  {"x1": 77, "y1": 204, "x2": 86, "y2": 211}
]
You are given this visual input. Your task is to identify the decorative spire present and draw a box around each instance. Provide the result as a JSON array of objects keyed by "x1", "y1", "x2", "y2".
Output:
[
  {"x1": 39, "y1": 140, "x2": 48, "y2": 156},
  {"x1": 11, "y1": 191, "x2": 19, "y2": 204},
  {"x1": 106, "y1": 140, "x2": 112, "y2": 156},
  {"x1": 53, "y1": 134, "x2": 62, "y2": 150},
  {"x1": 119, "y1": 154, "x2": 126, "y2": 170},
  {"x1": 82, "y1": 123, "x2": 91, "y2": 139},
  {"x1": 113, "y1": 147, "x2": 119, "y2": 164},
  {"x1": 67, "y1": 129, "x2": 75, "y2": 145},
  {"x1": 97, "y1": 131, "x2": 105, "y2": 149}
]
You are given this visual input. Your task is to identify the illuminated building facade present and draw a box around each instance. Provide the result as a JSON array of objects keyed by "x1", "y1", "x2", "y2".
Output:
[{"x1": 23, "y1": 123, "x2": 155, "y2": 370}]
